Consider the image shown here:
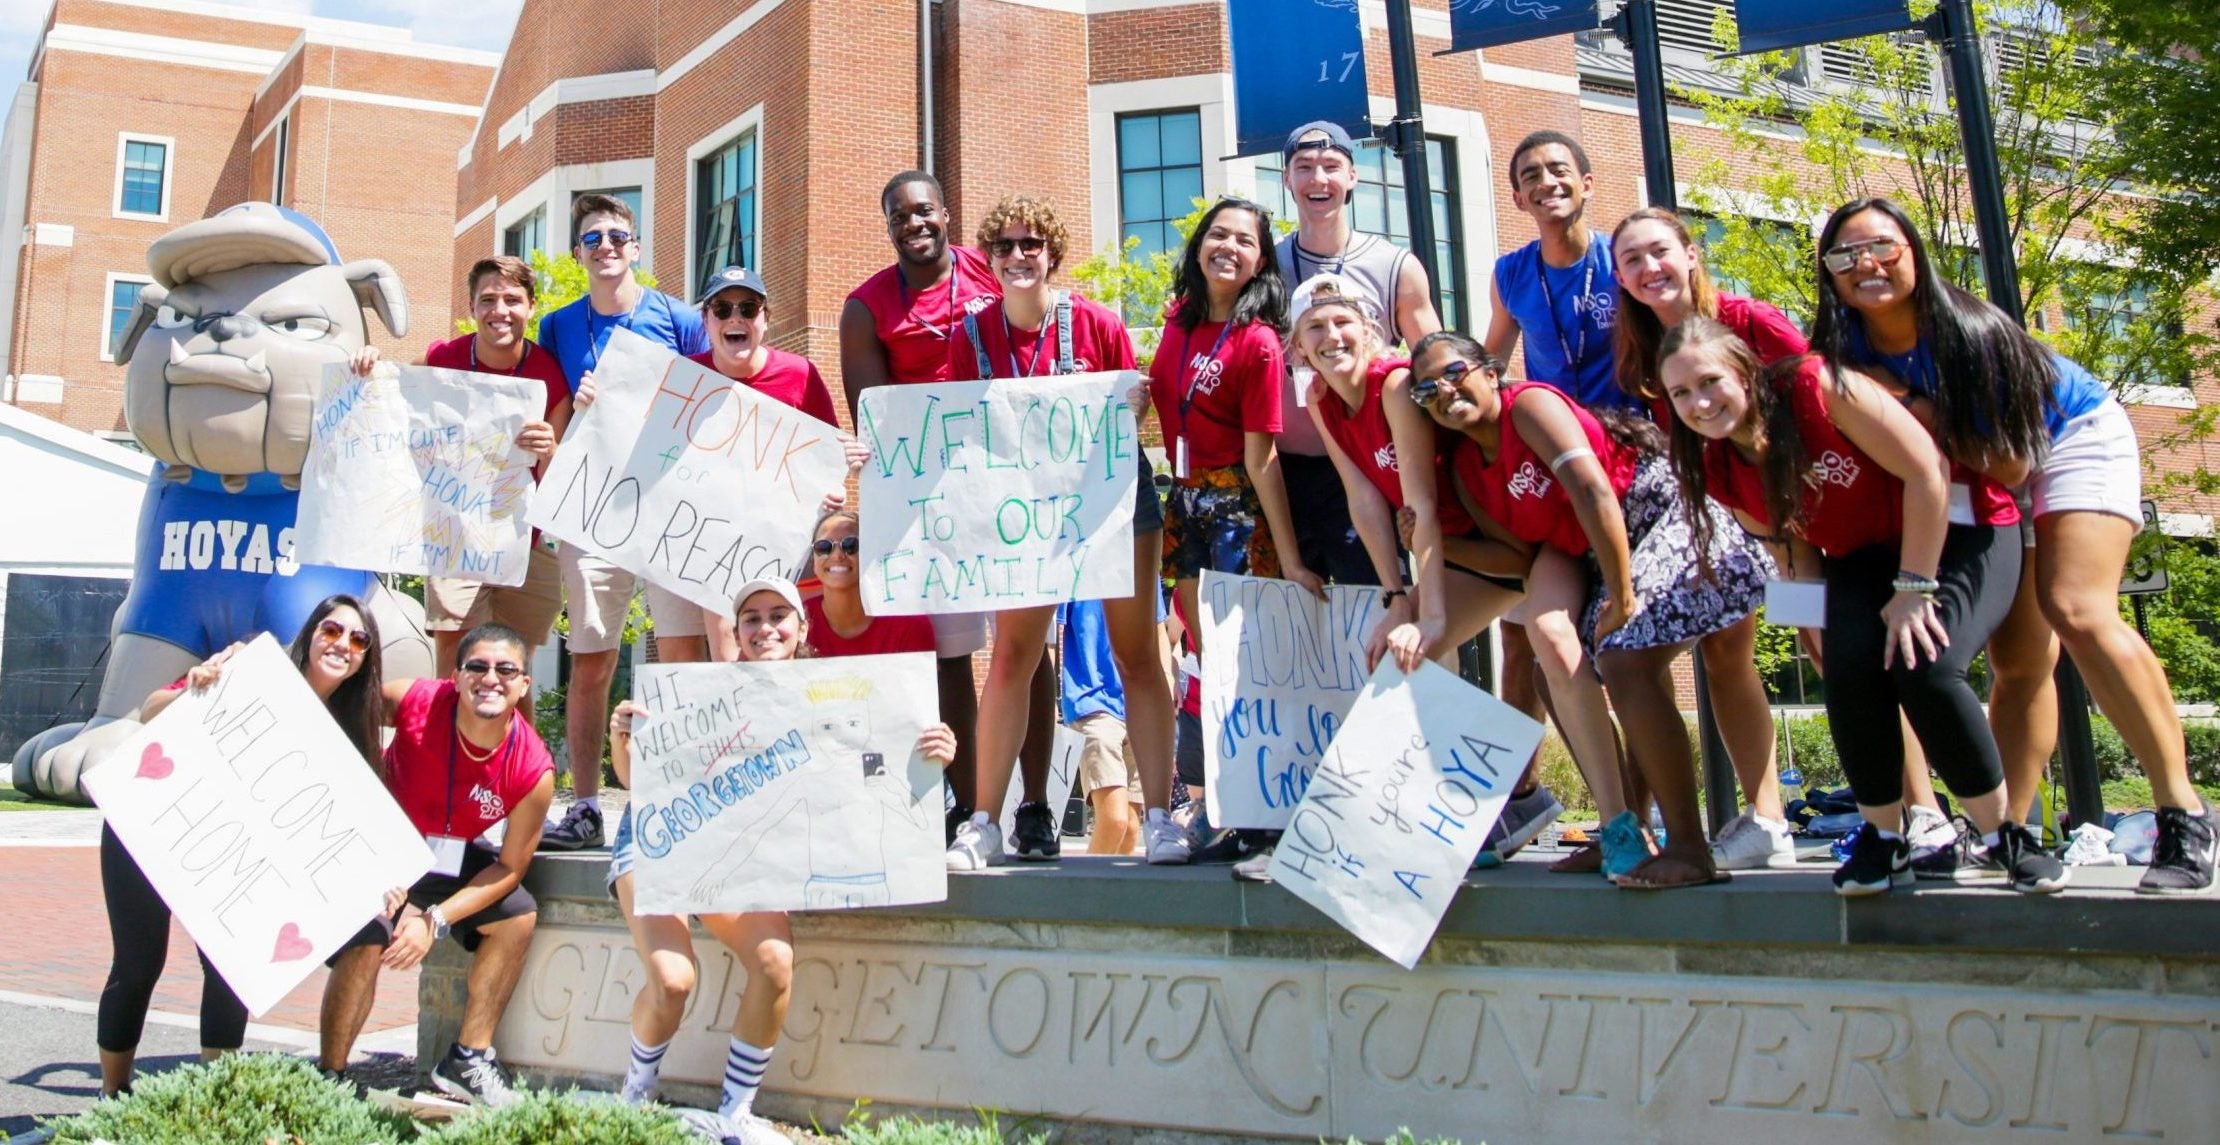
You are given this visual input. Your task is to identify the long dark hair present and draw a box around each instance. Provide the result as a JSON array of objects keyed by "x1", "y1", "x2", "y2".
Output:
[
  {"x1": 1167, "y1": 198, "x2": 1285, "y2": 335},
  {"x1": 1659, "y1": 318, "x2": 1809, "y2": 574},
  {"x1": 1611, "y1": 207, "x2": 1721, "y2": 403},
  {"x1": 290, "y1": 594, "x2": 385, "y2": 778},
  {"x1": 1808, "y1": 197, "x2": 2052, "y2": 466}
]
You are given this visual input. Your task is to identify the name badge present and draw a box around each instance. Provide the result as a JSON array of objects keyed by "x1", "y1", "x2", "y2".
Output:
[
  {"x1": 1948, "y1": 482, "x2": 1975, "y2": 526},
  {"x1": 1764, "y1": 579, "x2": 1828, "y2": 629},
  {"x1": 1292, "y1": 367, "x2": 1315, "y2": 408},
  {"x1": 426, "y1": 834, "x2": 469, "y2": 878},
  {"x1": 1174, "y1": 437, "x2": 1191, "y2": 480}
]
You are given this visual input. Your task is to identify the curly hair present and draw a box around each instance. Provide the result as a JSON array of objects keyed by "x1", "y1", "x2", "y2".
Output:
[{"x1": 975, "y1": 194, "x2": 1070, "y2": 272}]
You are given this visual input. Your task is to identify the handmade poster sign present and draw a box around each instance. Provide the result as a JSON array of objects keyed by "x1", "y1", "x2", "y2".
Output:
[
  {"x1": 995, "y1": 723, "x2": 1085, "y2": 854},
  {"x1": 1199, "y1": 570, "x2": 1386, "y2": 829},
  {"x1": 625, "y1": 653, "x2": 945, "y2": 916},
  {"x1": 855, "y1": 372, "x2": 1140, "y2": 614},
  {"x1": 528, "y1": 327, "x2": 846, "y2": 613},
  {"x1": 296, "y1": 362, "x2": 542, "y2": 585},
  {"x1": 1268, "y1": 659, "x2": 1544, "y2": 968},
  {"x1": 81, "y1": 634, "x2": 433, "y2": 1014}
]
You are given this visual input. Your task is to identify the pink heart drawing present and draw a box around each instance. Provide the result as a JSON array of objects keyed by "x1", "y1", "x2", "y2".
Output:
[
  {"x1": 271, "y1": 922, "x2": 313, "y2": 963},
  {"x1": 135, "y1": 743, "x2": 174, "y2": 781}
]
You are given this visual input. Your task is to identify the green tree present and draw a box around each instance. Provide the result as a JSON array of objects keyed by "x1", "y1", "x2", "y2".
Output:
[
  {"x1": 1070, "y1": 200, "x2": 1292, "y2": 366},
  {"x1": 2129, "y1": 540, "x2": 2220, "y2": 705},
  {"x1": 2078, "y1": 0, "x2": 2220, "y2": 287}
]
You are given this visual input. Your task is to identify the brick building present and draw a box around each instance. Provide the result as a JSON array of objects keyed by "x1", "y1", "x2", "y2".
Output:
[{"x1": 0, "y1": 0, "x2": 498, "y2": 440}]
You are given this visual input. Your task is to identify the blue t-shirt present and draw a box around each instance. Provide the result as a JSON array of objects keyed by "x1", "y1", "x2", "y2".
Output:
[
  {"x1": 536, "y1": 288, "x2": 709, "y2": 386},
  {"x1": 1057, "y1": 600, "x2": 1124, "y2": 724},
  {"x1": 1493, "y1": 231, "x2": 1631, "y2": 412},
  {"x1": 1842, "y1": 320, "x2": 2107, "y2": 441}
]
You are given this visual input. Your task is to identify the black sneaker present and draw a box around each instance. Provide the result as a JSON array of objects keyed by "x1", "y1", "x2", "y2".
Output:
[
  {"x1": 1832, "y1": 826, "x2": 1910, "y2": 897},
  {"x1": 1011, "y1": 801, "x2": 1061, "y2": 861},
  {"x1": 537, "y1": 801, "x2": 604, "y2": 852},
  {"x1": 1910, "y1": 817, "x2": 1997, "y2": 882},
  {"x1": 2139, "y1": 806, "x2": 2217, "y2": 895},
  {"x1": 1986, "y1": 822, "x2": 2070, "y2": 894},
  {"x1": 945, "y1": 803, "x2": 973, "y2": 848},
  {"x1": 1193, "y1": 828, "x2": 1272, "y2": 865},
  {"x1": 318, "y1": 1066, "x2": 368, "y2": 1101},
  {"x1": 430, "y1": 1044, "x2": 519, "y2": 1108}
]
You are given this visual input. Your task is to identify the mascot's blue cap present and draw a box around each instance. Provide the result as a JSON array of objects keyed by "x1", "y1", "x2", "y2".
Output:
[{"x1": 147, "y1": 201, "x2": 344, "y2": 289}]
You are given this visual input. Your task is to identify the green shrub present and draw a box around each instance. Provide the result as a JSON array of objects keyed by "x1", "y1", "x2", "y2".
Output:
[
  {"x1": 1337, "y1": 1131, "x2": 1470, "y2": 1145},
  {"x1": 43, "y1": 1053, "x2": 412, "y2": 1145},
  {"x1": 838, "y1": 1105, "x2": 1048, "y2": 1145},
  {"x1": 421, "y1": 1088, "x2": 698, "y2": 1145}
]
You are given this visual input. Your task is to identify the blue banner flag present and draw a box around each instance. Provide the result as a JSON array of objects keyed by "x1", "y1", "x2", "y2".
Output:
[
  {"x1": 1445, "y1": 0, "x2": 1600, "y2": 55},
  {"x1": 1733, "y1": 0, "x2": 1916, "y2": 54},
  {"x1": 1227, "y1": 0, "x2": 1372, "y2": 159}
]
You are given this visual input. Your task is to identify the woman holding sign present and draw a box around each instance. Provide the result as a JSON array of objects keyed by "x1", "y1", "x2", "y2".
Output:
[
  {"x1": 1409, "y1": 331, "x2": 1770, "y2": 887},
  {"x1": 1659, "y1": 319, "x2": 2069, "y2": 895},
  {"x1": 606, "y1": 577, "x2": 955, "y2": 1141},
  {"x1": 96, "y1": 594, "x2": 386, "y2": 1096},
  {"x1": 938, "y1": 194, "x2": 1189, "y2": 869}
]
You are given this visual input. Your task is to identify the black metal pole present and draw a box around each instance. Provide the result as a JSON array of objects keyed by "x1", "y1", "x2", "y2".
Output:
[
  {"x1": 1617, "y1": 0, "x2": 1679, "y2": 211},
  {"x1": 1930, "y1": 0, "x2": 2103, "y2": 831},
  {"x1": 1382, "y1": 0, "x2": 1443, "y2": 316}
]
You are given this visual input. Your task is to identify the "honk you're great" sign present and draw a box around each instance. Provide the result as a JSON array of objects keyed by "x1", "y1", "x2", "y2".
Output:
[
  {"x1": 83, "y1": 635, "x2": 432, "y2": 1014},
  {"x1": 856, "y1": 372, "x2": 1139, "y2": 614}
]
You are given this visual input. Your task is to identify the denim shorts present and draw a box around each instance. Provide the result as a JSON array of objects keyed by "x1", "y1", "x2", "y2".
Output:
[{"x1": 605, "y1": 804, "x2": 636, "y2": 894}]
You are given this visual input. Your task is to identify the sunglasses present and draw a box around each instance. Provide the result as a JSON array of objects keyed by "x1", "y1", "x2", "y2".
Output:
[
  {"x1": 812, "y1": 536, "x2": 861, "y2": 557},
  {"x1": 315, "y1": 617, "x2": 371, "y2": 654},
  {"x1": 1408, "y1": 360, "x2": 1474, "y2": 407},
  {"x1": 579, "y1": 229, "x2": 635, "y2": 250},
  {"x1": 1822, "y1": 237, "x2": 1904, "y2": 275},
  {"x1": 988, "y1": 236, "x2": 1049, "y2": 258},
  {"x1": 707, "y1": 298, "x2": 764, "y2": 321},
  {"x1": 460, "y1": 659, "x2": 525, "y2": 681}
]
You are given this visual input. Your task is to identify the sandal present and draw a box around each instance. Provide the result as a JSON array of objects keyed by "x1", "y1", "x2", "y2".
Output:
[
  {"x1": 1612, "y1": 852, "x2": 1732, "y2": 890},
  {"x1": 1549, "y1": 842, "x2": 1604, "y2": 874}
]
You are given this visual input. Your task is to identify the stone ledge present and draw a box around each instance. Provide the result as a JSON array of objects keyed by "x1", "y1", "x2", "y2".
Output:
[{"x1": 520, "y1": 851, "x2": 2220, "y2": 962}]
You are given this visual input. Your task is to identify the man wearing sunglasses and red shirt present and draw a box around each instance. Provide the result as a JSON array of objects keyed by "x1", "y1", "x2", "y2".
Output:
[{"x1": 320, "y1": 622, "x2": 555, "y2": 1108}]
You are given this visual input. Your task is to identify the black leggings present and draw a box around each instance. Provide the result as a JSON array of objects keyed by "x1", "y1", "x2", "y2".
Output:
[
  {"x1": 1822, "y1": 526, "x2": 2020, "y2": 809},
  {"x1": 98, "y1": 825, "x2": 247, "y2": 1053}
]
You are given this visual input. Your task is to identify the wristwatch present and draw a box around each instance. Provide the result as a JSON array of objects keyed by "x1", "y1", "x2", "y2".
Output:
[
  {"x1": 1892, "y1": 571, "x2": 1941, "y2": 597},
  {"x1": 425, "y1": 905, "x2": 452, "y2": 942},
  {"x1": 1381, "y1": 588, "x2": 1409, "y2": 604}
]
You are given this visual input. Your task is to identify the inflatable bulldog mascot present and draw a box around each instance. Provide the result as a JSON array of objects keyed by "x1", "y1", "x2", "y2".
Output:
[{"x1": 12, "y1": 203, "x2": 433, "y2": 802}]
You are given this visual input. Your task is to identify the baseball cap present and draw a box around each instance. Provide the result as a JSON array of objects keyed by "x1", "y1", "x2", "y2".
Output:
[
  {"x1": 1288, "y1": 272, "x2": 1382, "y2": 327},
  {"x1": 1284, "y1": 120, "x2": 1359, "y2": 162},
  {"x1": 732, "y1": 576, "x2": 805, "y2": 617},
  {"x1": 698, "y1": 265, "x2": 769, "y2": 305}
]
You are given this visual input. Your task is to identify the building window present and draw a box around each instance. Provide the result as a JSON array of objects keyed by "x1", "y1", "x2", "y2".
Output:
[
  {"x1": 695, "y1": 133, "x2": 757, "y2": 296},
  {"x1": 104, "y1": 276, "x2": 151, "y2": 362},
  {"x1": 1257, "y1": 137, "x2": 1469, "y2": 333},
  {"x1": 271, "y1": 116, "x2": 290, "y2": 208},
  {"x1": 571, "y1": 187, "x2": 643, "y2": 251},
  {"x1": 115, "y1": 135, "x2": 171, "y2": 219},
  {"x1": 1116, "y1": 110, "x2": 1204, "y2": 264},
  {"x1": 2062, "y1": 265, "x2": 2189, "y2": 391},
  {"x1": 503, "y1": 208, "x2": 545, "y2": 260}
]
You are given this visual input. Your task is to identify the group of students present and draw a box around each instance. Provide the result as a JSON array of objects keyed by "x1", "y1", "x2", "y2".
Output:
[{"x1": 94, "y1": 123, "x2": 2216, "y2": 1142}]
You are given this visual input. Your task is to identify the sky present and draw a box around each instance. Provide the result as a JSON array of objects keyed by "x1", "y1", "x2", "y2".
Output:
[{"x1": 0, "y1": 0, "x2": 523, "y2": 91}]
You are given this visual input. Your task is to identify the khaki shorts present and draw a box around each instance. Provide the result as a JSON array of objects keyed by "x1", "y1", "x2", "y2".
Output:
[
  {"x1": 1071, "y1": 712, "x2": 1141, "y2": 801},
  {"x1": 556, "y1": 547, "x2": 707, "y2": 655},
  {"x1": 425, "y1": 545, "x2": 563, "y2": 645}
]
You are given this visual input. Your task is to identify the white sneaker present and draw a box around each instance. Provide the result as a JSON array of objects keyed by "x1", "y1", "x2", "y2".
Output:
[
  {"x1": 1905, "y1": 803, "x2": 1955, "y2": 861},
  {"x1": 1709, "y1": 810, "x2": 1795, "y2": 870},
  {"x1": 676, "y1": 1108, "x2": 791, "y2": 1145},
  {"x1": 1144, "y1": 814, "x2": 1194, "y2": 865},
  {"x1": 617, "y1": 1078, "x2": 659, "y2": 1106},
  {"x1": 945, "y1": 818, "x2": 1006, "y2": 871}
]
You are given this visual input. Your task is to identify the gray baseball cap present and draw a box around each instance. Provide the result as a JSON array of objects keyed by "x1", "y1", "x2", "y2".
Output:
[{"x1": 697, "y1": 265, "x2": 769, "y2": 305}]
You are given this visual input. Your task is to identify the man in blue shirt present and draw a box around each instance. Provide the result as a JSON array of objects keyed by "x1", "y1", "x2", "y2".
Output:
[
  {"x1": 534, "y1": 193, "x2": 710, "y2": 852},
  {"x1": 1060, "y1": 601, "x2": 1144, "y2": 855}
]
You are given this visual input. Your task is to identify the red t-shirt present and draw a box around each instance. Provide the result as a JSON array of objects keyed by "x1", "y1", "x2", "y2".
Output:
[
  {"x1": 1703, "y1": 356, "x2": 1904, "y2": 560},
  {"x1": 1146, "y1": 307, "x2": 1283, "y2": 471},
  {"x1": 949, "y1": 292, "x2": 1137, "y2": 380},
  {"x1": 424, "y1": 335, "x2": 570, "y2": 422},
  {"x1": 847, "y1": 245, "x2": 1002, "y2": 384},
  {"x1": 382, "y1": 679, "x2": 553, "y2": 842},
  {"x1": 1449, "y1": 382, "x2": 1638, "y2": 557},
  {"x1": 804, "y1": 595, "x2": 936, "y2": 658},
  {"x1": 1310, "y1": 356, "x2": 1476, "y2": 535},
  {"x1": 684, "y1": 346, "x2": 841, "y2": 426}
]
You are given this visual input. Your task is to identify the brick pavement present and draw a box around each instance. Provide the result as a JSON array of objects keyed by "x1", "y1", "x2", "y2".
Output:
[{"x1": 0, "y1": 845, "x2": 417, "y2": 1039}]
